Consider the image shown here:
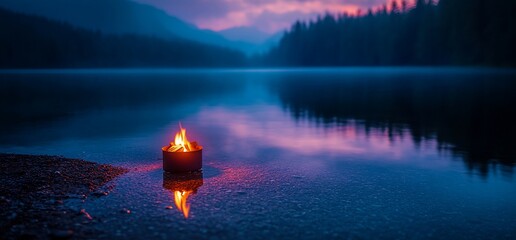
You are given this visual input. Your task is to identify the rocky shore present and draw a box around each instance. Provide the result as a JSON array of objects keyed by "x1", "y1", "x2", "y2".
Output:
[{"x1": 0, "y1": 154, "x2": 127, "y2": 239}]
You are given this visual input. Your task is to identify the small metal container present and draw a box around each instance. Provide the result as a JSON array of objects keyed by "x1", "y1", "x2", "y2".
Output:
[{"x1": 162, "y1": 146, "x2": 202, "y2": 173}]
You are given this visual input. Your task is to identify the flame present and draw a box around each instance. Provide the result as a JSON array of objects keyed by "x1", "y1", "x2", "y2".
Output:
[
  {"x1": 174, "y1": 123, "x2": 192, "y2": 152},
  {"x1": 167, "y1": 123, "x2": 199, "y2": 152},
  {"x1": 174, "y1": 190, "x2": 192, "y2": 218}
]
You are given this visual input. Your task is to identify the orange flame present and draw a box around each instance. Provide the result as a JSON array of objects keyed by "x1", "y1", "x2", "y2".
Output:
[
  {"x1": 174, "y1": 190, "x2": 192, "y2": 218},
  {"x1": 174, "y1": 123, "x2": 192, "y2": 152},
  {"x1": 168, "y1": 123, "x2": 200, "y2": 152}
]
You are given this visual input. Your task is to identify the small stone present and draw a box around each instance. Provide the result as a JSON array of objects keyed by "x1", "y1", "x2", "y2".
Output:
[
  {"x1": 0, "y1": 196, "x2": 11, "y2": 203},
  {"x1": 120, "y1": 208, "x2": 131, "y2": 214},
  {"x1": 80, "y1": 209, "x2": 93, "y2": 220},
  {"x1": 92, "y1": 191, "x2": 108, "y2": 197}
]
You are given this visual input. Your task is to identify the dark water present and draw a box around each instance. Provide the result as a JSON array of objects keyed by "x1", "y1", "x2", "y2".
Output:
[{"x1": 1, "y1": 68, "x2": 516, "y2": 239}]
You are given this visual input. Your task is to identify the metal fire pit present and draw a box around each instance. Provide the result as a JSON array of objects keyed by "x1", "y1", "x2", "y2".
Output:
[{"x1": 162, "y1": 146, "x2": 202, "y2": 173}]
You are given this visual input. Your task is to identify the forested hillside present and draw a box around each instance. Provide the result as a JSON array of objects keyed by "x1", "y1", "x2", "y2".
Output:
[
  {"x1": 261, "y1": 0, "x2": 516, "y2": 67},
  {"x1": 0, "y1": 8, "x2": 246, "y2": 68}
]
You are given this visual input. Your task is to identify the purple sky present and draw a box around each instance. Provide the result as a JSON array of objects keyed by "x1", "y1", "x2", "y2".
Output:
[{"x1": 135, "y1": 0, "x2": 409, "y2": 33}]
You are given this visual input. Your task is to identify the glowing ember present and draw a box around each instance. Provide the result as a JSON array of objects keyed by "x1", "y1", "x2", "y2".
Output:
[
  {"x1": 174, "y1": 190, "x2": 192, "y2": 218},
  {"x1": 166, "y1": 123, "x2": 201, "y2": 152}
]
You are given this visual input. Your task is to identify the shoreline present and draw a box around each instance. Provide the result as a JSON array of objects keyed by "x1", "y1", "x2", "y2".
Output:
[
  {"x1": 0, "y1": 153, "x2": 127, "y2": 239},
  {"x1": 1, "y1": 66, "x2": 515, "y2": 74}
]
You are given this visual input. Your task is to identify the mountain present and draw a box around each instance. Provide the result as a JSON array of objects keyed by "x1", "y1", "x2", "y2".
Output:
[
  {"x1": 258, "y1": 31, "x2": 284, "y2": 53},
  {"x1": 0, "y1": 7, "x2": 246, "y2": 68},
  {"x1": 218, "y1": 26, "x2": 285, "y2": 55},
  {"x1": 0, "y1": 0, "x2": 257, "y2": 54},
  {"x1": 218, "y1": 26, "x2": 273, "y2": 44}
]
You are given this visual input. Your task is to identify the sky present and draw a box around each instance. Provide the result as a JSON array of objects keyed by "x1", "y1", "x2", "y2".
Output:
[{"x1": 136, "y1": 0, "x2": 411, "y2": 33}]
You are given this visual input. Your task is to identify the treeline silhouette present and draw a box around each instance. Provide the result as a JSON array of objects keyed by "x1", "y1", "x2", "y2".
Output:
[
  {"x1": 269, "y1": 69, "x2": 516, "y2": 177},
  {"x1": 261, "y1": 0, "x2": 516, "y2": 67},
  {"x1": 0, "y1": 8, "x2": 246, "y2": 68}
]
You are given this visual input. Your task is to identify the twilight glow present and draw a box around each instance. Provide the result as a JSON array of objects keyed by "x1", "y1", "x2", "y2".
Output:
[{"x1": 136, "y1": 0, "x2": 416, "y2": 33}]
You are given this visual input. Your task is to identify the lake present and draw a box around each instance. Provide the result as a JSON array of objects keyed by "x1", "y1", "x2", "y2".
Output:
[{"x1": 1, "y1": 68, "x2": 516, "y2": 239}]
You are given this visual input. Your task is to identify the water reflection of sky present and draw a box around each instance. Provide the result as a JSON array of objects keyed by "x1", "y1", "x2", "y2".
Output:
[
  {"x1": 0, "y1": 69, "x2": 512, "y2": 178},
  {"x1": 195, "y1": 105, "x2": 452, "y2": 170}
]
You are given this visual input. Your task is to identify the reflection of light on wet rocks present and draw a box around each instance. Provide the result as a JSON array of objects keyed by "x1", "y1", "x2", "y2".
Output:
[
  {"x1": 80, "y1": 209, "x2": 93, "y2": 220},
  {"x1": 120, "y1": 208, "x2": 131, "y2": 214}
]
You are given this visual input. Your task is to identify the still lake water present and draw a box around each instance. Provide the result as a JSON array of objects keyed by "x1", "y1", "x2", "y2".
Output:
[{"x1": 1, "y1": 68, "x2": 516, "y2": 239}]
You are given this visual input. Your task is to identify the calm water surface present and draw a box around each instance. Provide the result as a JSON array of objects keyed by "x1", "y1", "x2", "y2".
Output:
[{"x1": 1, "y1": 68, "x2": 516, "y2": 239}]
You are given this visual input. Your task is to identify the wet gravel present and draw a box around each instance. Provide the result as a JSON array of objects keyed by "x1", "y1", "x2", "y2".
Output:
[{"x1": 0, "y1": 153, "x2": 127, "y2": 240}]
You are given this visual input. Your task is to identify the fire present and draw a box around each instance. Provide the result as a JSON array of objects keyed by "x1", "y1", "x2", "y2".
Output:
[
  {"x1": 174, "y1": 190, "x2": 192, "y2": 218},
  {"x1": 167, "y1": 123, "x2": 200, "y2": 152}
]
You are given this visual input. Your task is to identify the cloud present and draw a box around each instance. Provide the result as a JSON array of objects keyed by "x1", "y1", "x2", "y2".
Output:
[{"x1": 135, "y1": 0, "x2": 400, "y2": 33}]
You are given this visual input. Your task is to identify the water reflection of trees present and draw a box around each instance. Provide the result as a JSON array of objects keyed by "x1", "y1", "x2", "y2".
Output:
[
  {"x1": 0, "y1": 72, "x2": 246, "y2": 144},
  {"x1": 270, "y1": 70, "x2": 516, "y2": 177}
]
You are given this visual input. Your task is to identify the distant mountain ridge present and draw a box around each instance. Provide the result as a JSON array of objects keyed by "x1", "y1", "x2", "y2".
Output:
[
  {"x1": 0, "y1": 0, "x2": 268, "y2": 55},
  {"x1": 218, "y1": 26, "x2": 284, "y2": 55},
  {"x1": 0, "y1": 7, "x2": 246, "y2": 68},
  {"x1": 218, "y1": 26, "x2": 272, "y2": 44}
]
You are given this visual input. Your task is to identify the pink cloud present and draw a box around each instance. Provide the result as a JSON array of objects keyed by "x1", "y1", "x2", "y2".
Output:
[
  {"x1": 135, "y1": 0, "x2": 409, "y2": 33},
  {"x1": 195, "y1": 1, "x2": 362, "y2": 32}
]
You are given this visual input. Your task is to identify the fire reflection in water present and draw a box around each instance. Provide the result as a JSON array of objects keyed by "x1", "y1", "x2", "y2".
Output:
[{"x1": 163, "y1": 171, "x2": 203, "y2": 218}]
